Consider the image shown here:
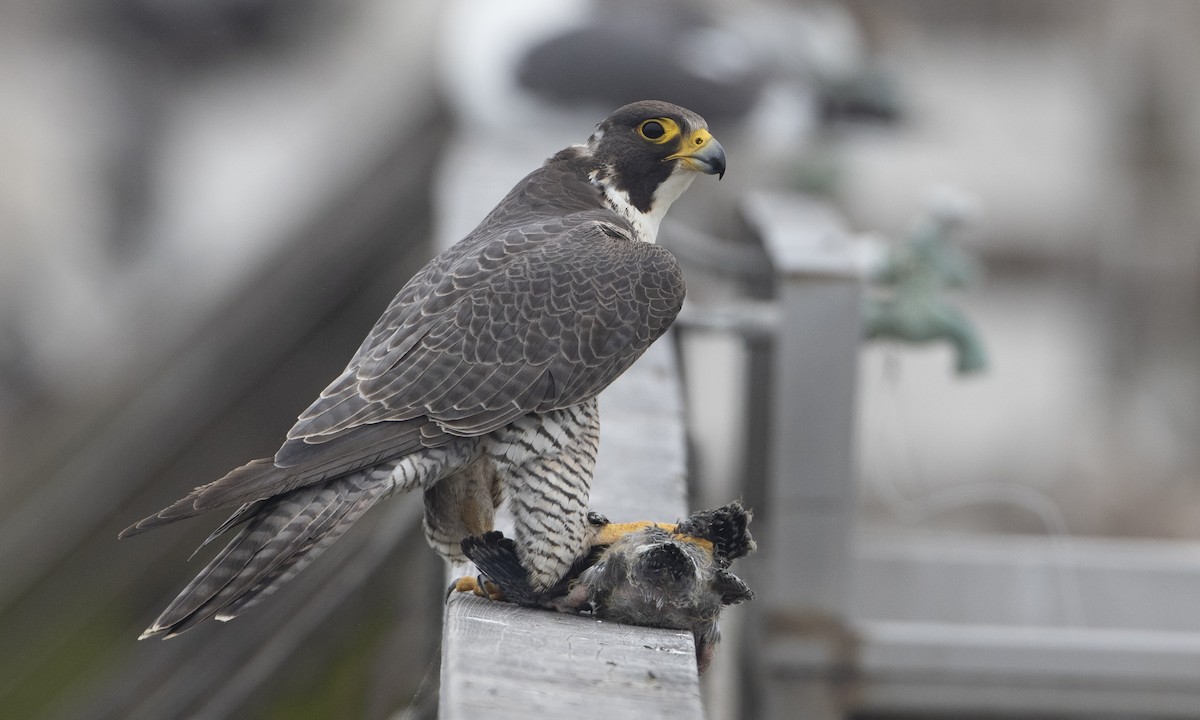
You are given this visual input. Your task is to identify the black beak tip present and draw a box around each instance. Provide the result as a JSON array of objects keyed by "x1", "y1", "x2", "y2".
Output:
[{"x1": 708, "y1": 147, "x2": 727, "y2": 180}]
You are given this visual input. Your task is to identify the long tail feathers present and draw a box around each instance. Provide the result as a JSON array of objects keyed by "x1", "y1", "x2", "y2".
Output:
[
  {"x1": 119, "y1": 421, "x2": 428, "y2": 540},
  {"x1": 138, "y1": 472, "x2": 388, "y2": 639},
  {"x1": 118, "y1": 459, "x2": 290, "y2": 538}
]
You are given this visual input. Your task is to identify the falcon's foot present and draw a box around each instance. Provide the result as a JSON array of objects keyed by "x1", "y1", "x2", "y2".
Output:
[
  {"x1": 459, "y1": 531, "x2": 545, "y2": 606},
  {"x1": 446, "y1": 575, "x2": 505, "y2": 602}
]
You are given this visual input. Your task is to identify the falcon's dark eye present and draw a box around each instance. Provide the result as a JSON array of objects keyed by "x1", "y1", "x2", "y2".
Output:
[
  {"x1": 639, "y1": 120, "x2": 665, "y2": 140},
  {"x1": 636, "y1": 117, "x2": 679, "y2": 144}
]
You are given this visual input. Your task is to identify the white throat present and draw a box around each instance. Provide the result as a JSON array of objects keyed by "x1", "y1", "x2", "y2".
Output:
[{"x1": 591, "y1": 169, "x2": 697, "y2": 244}]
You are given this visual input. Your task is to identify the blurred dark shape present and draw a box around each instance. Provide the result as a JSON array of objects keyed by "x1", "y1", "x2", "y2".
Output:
[
  {"x1": 111, "y1": 0, "x2": 317, "y2": 64},
  {"x1": 517, "y1": 0, "x2": 766, "y2": 128},
  {"x1": 818, "y1": 63, "x2": 902, "y2": 124},
  {"x1": 0, "y1": 323, "x2": 37, "y2": 416}
]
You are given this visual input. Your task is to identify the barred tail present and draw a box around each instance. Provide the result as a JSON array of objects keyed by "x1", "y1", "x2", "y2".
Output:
[{"x1": 138, "y1": 472, "x2": 388, "y2": 639}]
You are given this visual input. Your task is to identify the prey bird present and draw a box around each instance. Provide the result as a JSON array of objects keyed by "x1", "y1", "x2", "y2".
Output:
[
  {"x1": 120, "y1": 100, "x2": 726, "y2": 639},
  {"x1": 456, "y1": 502, "x2": 756, "y2": 673}
]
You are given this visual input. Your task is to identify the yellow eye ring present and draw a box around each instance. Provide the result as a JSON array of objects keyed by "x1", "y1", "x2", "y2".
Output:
[{"x1": 638, "y1": 117, "x2": 679, "y2": 144}]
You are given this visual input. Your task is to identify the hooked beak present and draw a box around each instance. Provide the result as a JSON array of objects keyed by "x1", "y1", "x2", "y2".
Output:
[{"x1": 667, "y1": 129, "x2": 726, "y2": 180}]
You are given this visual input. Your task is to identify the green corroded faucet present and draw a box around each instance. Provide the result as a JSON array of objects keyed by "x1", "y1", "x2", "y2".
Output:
[{"x1": 863, "y1": 195, "x2": 987, "y2": 374}]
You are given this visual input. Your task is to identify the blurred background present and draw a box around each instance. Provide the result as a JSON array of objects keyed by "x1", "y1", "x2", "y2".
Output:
[{"x1": 3, "y1": 0, "x2": 1200, "y2": 718}]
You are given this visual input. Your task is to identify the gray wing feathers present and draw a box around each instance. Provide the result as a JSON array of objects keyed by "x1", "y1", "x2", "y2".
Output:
[{"x1": 287, "y1": 219, "x2": 684, "y2": 444}]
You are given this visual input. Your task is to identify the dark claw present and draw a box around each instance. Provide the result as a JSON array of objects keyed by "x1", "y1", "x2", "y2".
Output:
[
  {"x1": 445, "y1": 578, "x2": 465, "y2": 601},
  {"x1": 476, "y1": 574, "x2": 494, "y2": 601},
  {"x1": 587, "y1": 511, "x2": 610, "y2": 526}
]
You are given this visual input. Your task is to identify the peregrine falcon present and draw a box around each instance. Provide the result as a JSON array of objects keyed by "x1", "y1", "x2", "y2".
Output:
[
  {"x1": 120, "y1": 100, "x2": 726, "y2": 639},
  {"x1": 457, "y1": 502, "x2": 756, "y2": 673}
]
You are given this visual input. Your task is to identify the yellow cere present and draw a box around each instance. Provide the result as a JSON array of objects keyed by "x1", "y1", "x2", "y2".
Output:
[{"x1": 666, "y1": 128, "x2": 714, "y2": 160}]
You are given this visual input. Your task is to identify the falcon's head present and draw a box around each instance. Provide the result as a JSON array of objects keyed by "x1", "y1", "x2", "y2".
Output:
[{"x1": 585, "y1": 100, "x2": 726, "y2": 240}]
